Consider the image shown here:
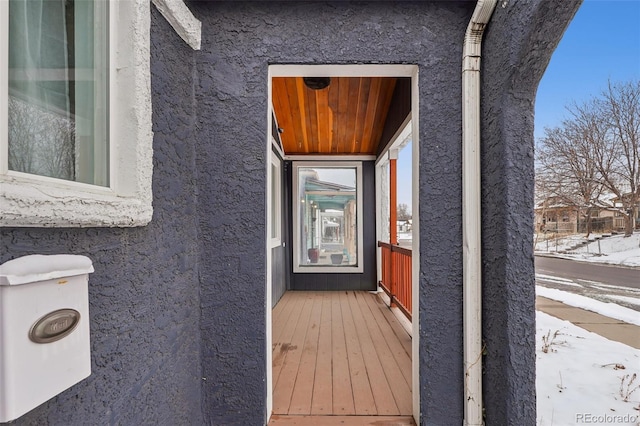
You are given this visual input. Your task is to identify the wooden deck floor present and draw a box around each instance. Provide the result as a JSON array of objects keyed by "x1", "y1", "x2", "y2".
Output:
[{"x1": 271, "y1": 291, "x2": 412, "y2": 422}]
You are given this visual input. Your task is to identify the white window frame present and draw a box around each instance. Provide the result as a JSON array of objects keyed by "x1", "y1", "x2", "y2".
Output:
[
  {"x1": 292, "y1": 161, "x2": 364, "y2": 274},
  {"x1": 270, "y1": 149, "x2": 282, "y2": 248},
  {"x1": 0, "y1": 0, "x2": 153, "y2": 227}
]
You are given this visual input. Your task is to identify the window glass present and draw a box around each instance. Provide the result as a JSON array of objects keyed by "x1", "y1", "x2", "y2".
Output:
[
  {"x1": 8, "y1": 0, "x2": 108, "y2": 185},
  {"x1": 295, "y1": 165, "x2": 359, "y2": 269}
]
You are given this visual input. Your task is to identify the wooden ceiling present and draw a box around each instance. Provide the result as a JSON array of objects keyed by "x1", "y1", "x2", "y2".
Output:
[{"x1": 272, "y1": 77, "x2": 397, "y2": 156}]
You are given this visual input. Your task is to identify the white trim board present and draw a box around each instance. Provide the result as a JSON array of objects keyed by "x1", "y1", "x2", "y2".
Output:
[{"x1": 266, "y1": 64, "x2": 420, "y2": 425}]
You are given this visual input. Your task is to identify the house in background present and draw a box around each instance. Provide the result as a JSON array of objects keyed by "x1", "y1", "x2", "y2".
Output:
[
  {"x1": 397, "y1": 220, "x2": 411, "y2": 234},
  {"x1": 534, "y1": 196, "x2": 580, "y2": 233},
  {"x1": 610, "y1": 192, "x2": 640, "y2": 231},
  {"x1": 1, "y1": 1, "x2": 582, "y2": 425},
  {"x1": 592, "y1": 207, "x2": 628, "y2": 233},
  {"x1": 534, "y1": 193, "x2": 635, "y2": 235}
]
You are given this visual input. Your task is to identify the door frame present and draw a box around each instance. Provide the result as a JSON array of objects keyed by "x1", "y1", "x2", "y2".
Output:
[{"x1": 266, "y1": 64, "x2": 420, "y2": 423}]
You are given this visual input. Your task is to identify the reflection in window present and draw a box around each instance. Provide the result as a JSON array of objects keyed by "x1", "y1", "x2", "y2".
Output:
[
  {"x1": 294, "y1": 164, "x2": 362, "y2": 271},
  {"x1": 8, "y1": 0, "x2": 109, "y2": 186}
]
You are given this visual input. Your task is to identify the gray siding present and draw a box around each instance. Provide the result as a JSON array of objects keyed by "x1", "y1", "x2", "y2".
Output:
[
  {"x1": 271, "y1": 246, "x2": 287, "y2": 307},
  {"x1": 271, "y1": 150, "x2": 287, "y2": 307}
]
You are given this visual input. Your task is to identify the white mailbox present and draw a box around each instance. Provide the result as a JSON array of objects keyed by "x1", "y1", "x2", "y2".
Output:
[{"x1": 0, "y1": 254, "x2": 94, "y2": 422}]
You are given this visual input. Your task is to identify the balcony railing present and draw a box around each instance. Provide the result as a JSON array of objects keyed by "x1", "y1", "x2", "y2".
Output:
[{"x1": 378, "y1": 241, "x2": 412, "y2": 320}]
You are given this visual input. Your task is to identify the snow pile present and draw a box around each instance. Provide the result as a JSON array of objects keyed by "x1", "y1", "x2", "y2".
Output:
[
  {"x1": 537, "y1": 312, "x2": 640, "y2": 426},
  {"x1": 537, "y1": 286, "x2": 640, "y2": 326}
]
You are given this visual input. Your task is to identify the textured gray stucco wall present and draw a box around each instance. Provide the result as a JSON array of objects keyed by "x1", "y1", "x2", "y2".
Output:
[
  {"x1": 190, "y1": 2, "x2": 475, "y2": 424},
  {"x1": 192, "y1": 1, "x2": 580, "y2": 424},
  {"x1": 0, "y1": 8, "x2": 203, "y2": 425},
  {"x1": 481, "y1": 1, "x2": 582, "y2": 424},
  {"x1": 0, "y1": 1, "x2": 581, "y2": 425}
]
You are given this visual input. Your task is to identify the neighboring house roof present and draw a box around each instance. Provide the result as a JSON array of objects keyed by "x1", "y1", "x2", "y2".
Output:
[
  {"x1": 534, "y1": 196, "x2": 578, "y2": 210},
  {"x1": 534, "y1": 192, "x2": 639, "y2": 211},
  {"x1": 305, "y1": 177, "x2": 355, "y2": 192},
  {"x1": 610, "y1": 191, "x2": 640, "y2": 205}
]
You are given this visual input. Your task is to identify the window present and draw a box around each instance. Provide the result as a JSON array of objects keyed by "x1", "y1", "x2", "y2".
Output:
[
  {"x1": 8, "y1": 0, "x2": 108, "y2": 185},
  {"x1": 293, "y1": 162, "x2": 363, "y2": 273},
  {"x1": 1, "y1": 0, "x2": 153, "y2": 227},
  {"x1": 270, "y1": 151, "x2": 281, "y2": 247}
]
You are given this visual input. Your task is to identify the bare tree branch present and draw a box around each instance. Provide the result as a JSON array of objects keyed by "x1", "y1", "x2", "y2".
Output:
[{"x1": 535, "y1": 79, "x2": 640, "y2": 236}]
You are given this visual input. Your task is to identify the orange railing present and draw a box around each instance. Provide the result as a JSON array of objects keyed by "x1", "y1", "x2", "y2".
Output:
[{"x1": 378, "y1": 241, "x2": 412, "y2": 320}]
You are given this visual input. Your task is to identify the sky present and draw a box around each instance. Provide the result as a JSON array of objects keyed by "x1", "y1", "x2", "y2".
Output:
[
  {"x1": 397, "y1": 0, "x2": 640, "y2": 210},
  {"x1": 534, "y1": 0, "x2": 640, "y2": 141}
]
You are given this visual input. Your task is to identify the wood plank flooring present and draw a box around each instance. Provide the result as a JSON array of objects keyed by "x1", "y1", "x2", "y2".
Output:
[
  {"x1": 269, "y1": 415, "x2": 415, "y2": 426},
  {"x1": 271, "y1": 291, "x2": 412, "y2": 420}
]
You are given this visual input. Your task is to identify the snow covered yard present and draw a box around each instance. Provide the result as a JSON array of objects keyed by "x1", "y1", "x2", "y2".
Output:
[
  {"x1": 535, "y1": 232, "x2": 640, "y2": 267},
  {"x1": 537, "y1": 312, "x2": 640, "y2": 426}
]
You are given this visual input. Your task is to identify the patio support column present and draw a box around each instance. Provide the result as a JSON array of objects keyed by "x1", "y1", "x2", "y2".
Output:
[
  {"x1": 390, "y1": 149, "x2": 398, "y2": 245},
  {"x1": 389, "y1": 149, "x2": 398, "y2": 307}
]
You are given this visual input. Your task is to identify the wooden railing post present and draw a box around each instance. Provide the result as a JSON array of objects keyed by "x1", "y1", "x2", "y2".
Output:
[
  {"x1": 377, "y1": 241, "x2": 412, "y2": 321},
  {"x1": 389, "y1": 150, "x2": 398, "y2": 246}
]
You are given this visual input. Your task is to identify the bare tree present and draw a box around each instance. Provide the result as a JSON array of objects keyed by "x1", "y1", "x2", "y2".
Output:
[
  {"x1": 537, "y1": 122, "x2": 604, "y2": 237},
  {"x1": 591, "y1": 81, "x2": 640, "y2": 236},
  {"x1": 39, "y1": 112, "x2": 75, "y2": 180},
  {"x1": 536, "y1": 80, "x2": 639, "y2": 237},
  {"x1": 8, "y1": 96, "x2": 75, "y2": 181},
  {"x1": 397, "y1": 203, "x2": 411, "y2": 221},
  {"x1": 8, "y1": 97, "x2": 37, "y2": 173}
]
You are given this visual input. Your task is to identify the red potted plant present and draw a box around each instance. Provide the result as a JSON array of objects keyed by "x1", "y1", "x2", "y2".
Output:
[{"x1": 308, "y1": 248, "x2": 319, "y2": 263}]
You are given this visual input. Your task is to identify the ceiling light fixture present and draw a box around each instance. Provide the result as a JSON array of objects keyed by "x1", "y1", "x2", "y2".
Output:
[{"x1": 303, "y1": 77, "x2": 331, "y2": 90}]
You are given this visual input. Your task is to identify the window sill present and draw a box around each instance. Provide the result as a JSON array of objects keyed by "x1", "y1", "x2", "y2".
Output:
[
  {"x1": 293, "y1": 265, "x2": 364, "y2": 274},
  {"x1": 0, "y1": 173, "x2": 152, "y2": 227}
]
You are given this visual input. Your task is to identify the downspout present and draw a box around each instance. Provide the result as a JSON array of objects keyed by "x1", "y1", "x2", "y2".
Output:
[{"x1": 462, "y1": 1, "x2": 497, "y2": 425}]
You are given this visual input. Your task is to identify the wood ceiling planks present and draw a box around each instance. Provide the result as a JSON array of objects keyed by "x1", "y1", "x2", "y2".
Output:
[{"x1": 273, "y1": 77, "x2": 397, "y2": 155}]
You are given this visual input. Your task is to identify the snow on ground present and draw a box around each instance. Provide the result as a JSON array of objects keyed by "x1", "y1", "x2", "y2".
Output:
[
  {"x1": 397, "y1": 232, "x2": 413, "y2": 248},
  {"x1": 535, "y1": 232, "x2": 640, "y2": 267},
  {"x1": 607, "y1": 295, "x2": 640, "y2": 308},
  {"x1": 533, "y1": 233, "x2": 640, "y2": 423},
  {"x1": 398, "y1": 232, "x2": 640, "y2": 423},
  {"x1": 537, "y1": 286, "x2": 640, "y2": 326},
  {"x1": 536, "y1": 233, "x2": 594, "y2": 253},
  {"x1": 537, "y1": 312, "x2": 640, "y2": 426}
]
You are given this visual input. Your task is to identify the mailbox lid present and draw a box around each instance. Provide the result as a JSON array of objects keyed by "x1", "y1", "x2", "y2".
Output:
[{"x1": 0, "y1": 254, "x2": 94, "y2": 286}]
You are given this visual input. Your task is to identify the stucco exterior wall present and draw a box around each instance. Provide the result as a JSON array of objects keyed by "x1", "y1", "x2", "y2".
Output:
[
  {"x1": 190, "y1": 2, "x2": 475, "y2": 424},
  {"x1": 0, "y1": 8, "x2": 203, "y2": 425},
  {"x1": 0, "y1": 1, "x2": 581, "y2": 425},
  {"x1": 191, "y1": 2, "x2": 580, "y2": 424},
  {"x1": 481, "y1": 0, "x2": 582, "y2": 424}
]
